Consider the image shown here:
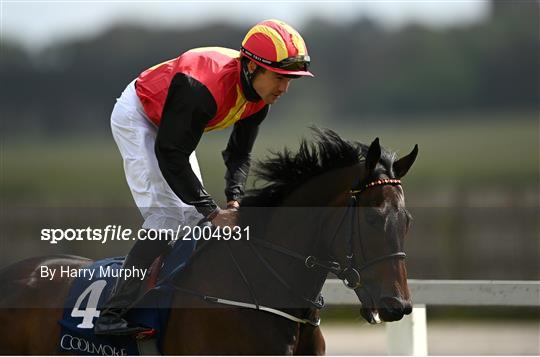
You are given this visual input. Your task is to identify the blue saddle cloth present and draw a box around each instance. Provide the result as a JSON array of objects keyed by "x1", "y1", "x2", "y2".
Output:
[{"x1": 58, "y1": 239, "x2": 197, "y2": 355}]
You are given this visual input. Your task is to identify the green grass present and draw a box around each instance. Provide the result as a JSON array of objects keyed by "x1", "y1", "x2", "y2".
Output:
[
  {"x1": 2, "y1": 138, "x2": 131, "y2": 203},
  {"x1": 2, "y1": 113, "x2": 538, "y2": 205}
]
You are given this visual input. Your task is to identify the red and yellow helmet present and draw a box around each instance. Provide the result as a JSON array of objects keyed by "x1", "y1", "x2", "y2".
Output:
[{"x1": 241, "y1": 19, "x2": 313, "y2": 77}]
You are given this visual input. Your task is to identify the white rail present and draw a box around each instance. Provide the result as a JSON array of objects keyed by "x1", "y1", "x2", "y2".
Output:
[{"x1": 322, "y1": 279, "x2": 540, "y2": 355}]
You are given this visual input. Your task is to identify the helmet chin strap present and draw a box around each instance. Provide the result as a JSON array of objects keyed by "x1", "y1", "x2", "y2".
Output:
[{"x1": 240, "y1": 59, "x2": 262, "y2": 102}]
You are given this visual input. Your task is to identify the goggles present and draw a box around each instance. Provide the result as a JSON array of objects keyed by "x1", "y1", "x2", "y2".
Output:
[{"x1": 241, "y1": 47, "x2": 310, "y2": 72}]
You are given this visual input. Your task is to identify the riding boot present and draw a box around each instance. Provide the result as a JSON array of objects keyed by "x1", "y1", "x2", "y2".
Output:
[{"x1": 94, "y1": 235, "x2": 172, "y2": 335}]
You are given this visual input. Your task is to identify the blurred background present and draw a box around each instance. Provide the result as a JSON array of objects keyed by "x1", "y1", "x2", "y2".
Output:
[{"x1": 1, "y1": 0, "x2": 538, "y2": 354}]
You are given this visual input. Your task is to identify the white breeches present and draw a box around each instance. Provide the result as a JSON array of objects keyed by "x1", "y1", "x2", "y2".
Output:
[{"x1": 110, "y1": 80, "x2": 204, "y2": 230}]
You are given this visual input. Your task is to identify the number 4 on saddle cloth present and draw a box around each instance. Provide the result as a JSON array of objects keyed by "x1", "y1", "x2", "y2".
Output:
[{"x1": 58, "y1": 238, "x2": 197, "y2": 356}]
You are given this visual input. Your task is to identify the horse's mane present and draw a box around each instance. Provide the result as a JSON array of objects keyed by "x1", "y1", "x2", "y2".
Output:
[{"x1": 241, "y1": 127, "x2": 397, "y2": 208}]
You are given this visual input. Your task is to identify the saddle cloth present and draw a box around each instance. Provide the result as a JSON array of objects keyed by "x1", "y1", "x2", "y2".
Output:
[{"x1": 58, "y1": 239, "x2": 197, "y2": 355}]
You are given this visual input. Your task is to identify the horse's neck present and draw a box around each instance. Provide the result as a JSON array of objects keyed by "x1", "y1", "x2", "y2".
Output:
[
  {"x1": 175, "y1": 164, "x2": 366, "y2": 307},
  {"x1": 242, "y1": 164, "x2": 367, "y2": 302}
]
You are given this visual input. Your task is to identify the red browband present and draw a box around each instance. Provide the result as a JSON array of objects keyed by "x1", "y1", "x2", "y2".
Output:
[
  {"x1": 351, "y1": 178, "x2": 401, "y2": 194},
  {"x1": 363, "y1": 178, "x2": 401, "y2": 190}
]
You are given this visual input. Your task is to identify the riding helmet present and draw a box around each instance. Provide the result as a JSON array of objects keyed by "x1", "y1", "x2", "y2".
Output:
[{"x1": 241, "y1": 19, "x2": 313, "y2": 77}]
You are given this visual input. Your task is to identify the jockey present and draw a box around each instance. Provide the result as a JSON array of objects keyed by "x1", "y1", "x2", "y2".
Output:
[{"x1": 94, "y1": 19, "x2": 313, "y2": 335}]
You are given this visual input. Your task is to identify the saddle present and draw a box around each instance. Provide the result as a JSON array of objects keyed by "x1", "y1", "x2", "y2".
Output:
[{"x1": 58, "y1": 239, "x2": 197, "y2": 355}]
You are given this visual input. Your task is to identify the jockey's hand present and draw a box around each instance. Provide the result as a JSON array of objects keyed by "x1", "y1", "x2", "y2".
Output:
[
  {"x1": 211, "y1": 208, "x2": 239, "y2": 228},
  {"x1": 226, "y1": 200, "x2": 240, "y2": 210}
]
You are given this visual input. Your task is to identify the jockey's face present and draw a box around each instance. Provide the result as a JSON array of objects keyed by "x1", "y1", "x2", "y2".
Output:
[{"x1": 248, "y1": 61, "x2": 293, "y2": 105}]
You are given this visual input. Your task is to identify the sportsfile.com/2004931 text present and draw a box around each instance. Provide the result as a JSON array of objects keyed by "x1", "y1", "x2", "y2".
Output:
[{"x1": 40, "y1": 225, "x2": 250, "y2": 244}]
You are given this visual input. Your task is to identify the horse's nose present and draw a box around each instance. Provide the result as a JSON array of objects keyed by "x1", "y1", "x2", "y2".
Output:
[{"x1": 379, "y1": 296, "x2": 412, "y2": 316}]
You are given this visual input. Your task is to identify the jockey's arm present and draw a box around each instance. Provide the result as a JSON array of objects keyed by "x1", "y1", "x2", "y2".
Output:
[
  {"x1": 222, "y1": 105, "x2": 269, "y2": 206},
  {"x1": 154, "y1": 73, "x2": 220, "y2": 219}
]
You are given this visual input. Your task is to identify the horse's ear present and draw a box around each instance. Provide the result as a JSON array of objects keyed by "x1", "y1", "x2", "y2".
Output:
[
  {"x1": 393, "y1": 144, "x2": 418, "y2": 178},
  {"x1": 366, "y1": 138, "x2": 381, "y2": 173}
]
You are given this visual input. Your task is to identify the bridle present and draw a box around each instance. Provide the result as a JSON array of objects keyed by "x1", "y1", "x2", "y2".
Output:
[
  {"x1": 249, "y1": 178, "x2": 407, "y2": 305},
  {"x1": 165, "y1": 178, "x2": 408, "y2": 326},
  {"x1": 337, "y1": 178, "x2": 407, "y2": 288}
]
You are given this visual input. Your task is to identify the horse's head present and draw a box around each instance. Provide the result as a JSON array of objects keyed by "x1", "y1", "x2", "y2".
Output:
[
  {"x1": 241, "y1": 129, "x2": 417, "y2": 323},
  {"x1": 329, "y1": 138, "x2": 418, "y2": 324}
]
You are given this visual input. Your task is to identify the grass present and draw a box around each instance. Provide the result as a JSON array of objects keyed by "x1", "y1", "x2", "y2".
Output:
[{"x1": 2, "y1": 113, "x2": 538, "y2": 205}]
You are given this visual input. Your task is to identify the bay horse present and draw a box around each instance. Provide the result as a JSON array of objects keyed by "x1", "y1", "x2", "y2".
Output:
[{"x1": 0, "y1": 129, "x2": 418, "y2": 355}]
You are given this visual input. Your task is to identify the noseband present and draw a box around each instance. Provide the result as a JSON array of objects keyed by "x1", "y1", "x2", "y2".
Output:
[{"x1": 251, "y1": 178, "x2": 407, "y2": 301}]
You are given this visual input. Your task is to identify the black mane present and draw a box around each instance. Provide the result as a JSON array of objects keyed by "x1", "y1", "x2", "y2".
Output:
[{"x1": 241, "y1": 128, "x2": 397, "y2": 207}]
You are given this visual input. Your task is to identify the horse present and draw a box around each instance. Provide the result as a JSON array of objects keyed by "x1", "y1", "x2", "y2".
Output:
[{"x1": 0, "y1": 128, "x2": 418, "y2": 355}]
